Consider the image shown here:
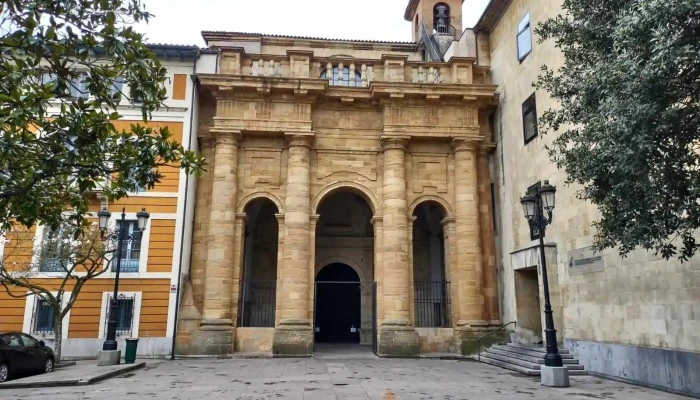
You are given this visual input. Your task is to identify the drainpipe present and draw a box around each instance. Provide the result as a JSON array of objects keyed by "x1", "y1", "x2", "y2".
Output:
[{"x1": 170, "y1": 48, "x2": 204, "y2": 360}]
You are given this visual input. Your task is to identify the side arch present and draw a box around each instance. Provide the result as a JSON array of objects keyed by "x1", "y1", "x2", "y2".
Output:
[
  {"x1": 408, "y1": 195, "x2": 453, "y2": 218},
  {"x1": 237, "y1": 192, "x2": 284, "y2": 214},
  {"x1": 311, "y1": 181, "x2": 380, "y2": 216},
  {"x1": 315, "y1": 256, "x2": 367, "y2": 283}
]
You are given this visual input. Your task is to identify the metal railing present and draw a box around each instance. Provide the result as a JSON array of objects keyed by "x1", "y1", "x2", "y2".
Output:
[
  {"x1": 413, "y1": 281, "x2": 451, "y2": 328},
  {"x1": 238, "y1": 280, "x2": 276, "y2": 327},
  {"x1": 476, "y1": 321, "x2": 516, "y2": 362}
]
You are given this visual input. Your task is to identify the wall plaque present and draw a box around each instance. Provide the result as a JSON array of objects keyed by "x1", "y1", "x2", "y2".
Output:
[{"x1": 568, "y1": 246, "x2": 605, "y2": 274}]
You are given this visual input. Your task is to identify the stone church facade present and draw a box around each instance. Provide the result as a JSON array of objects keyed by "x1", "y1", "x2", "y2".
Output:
[{"x1": 176, "y1": 0, "x2": 503, "y2": 357}]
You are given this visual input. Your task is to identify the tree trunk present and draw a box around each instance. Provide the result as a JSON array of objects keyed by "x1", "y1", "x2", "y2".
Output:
[{"x1": 53, "y1": 315, "x2": 62, "y2": 364}]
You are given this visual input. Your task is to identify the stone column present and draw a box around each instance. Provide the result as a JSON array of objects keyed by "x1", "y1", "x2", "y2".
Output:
[
  {"x1": 195, "y1": 129, "x2": 241, "y2": 355},
  {"x1": 274, "y1": 214, "x2": 285, "y2": 325},
  {"x1": 452, "y1": 138, "x2": 487, "y2": 355},
  {"x1": 272, "y1": 133, "x2": 314, "y2": 356},
  {"x1": 478, "y1": 148, "x2": 500, "y2": 324},
  {"x1": 308, "y1": 215, "x2": 320, "y2": 326},
  {"x1": 378, "y1": 136, "x2": 419, "y2": 356},
  {"x1": 440, "y1": 217, "x2": 459, "y2": 326},
  {"x1": 230, "y1": 213, "x2": 247, "y2": 326},
  {"x1": 371, "y1": 216, "x2": 384, "y2": 325}
]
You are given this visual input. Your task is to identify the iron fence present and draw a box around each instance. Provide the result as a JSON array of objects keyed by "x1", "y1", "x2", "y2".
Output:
[
  {"x1": 238, "y1": 280, "x2": 276, "y2": 327},
  {"x1": 413, "y1": 280, "x2": 451, "y2": 328}
]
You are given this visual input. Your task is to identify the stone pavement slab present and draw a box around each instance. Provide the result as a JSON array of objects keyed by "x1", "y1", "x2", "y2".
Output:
[
  {"x1": 0, "y1": 358, "x2": 689, "y2": 399},
  {"x1": 0, "y1": 360, "x2": 148, "y2": 389}
]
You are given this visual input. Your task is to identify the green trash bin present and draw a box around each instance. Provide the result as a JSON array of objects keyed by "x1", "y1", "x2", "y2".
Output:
[{"x1": 124, "y1": 338, "x2": 139, "y2": 364}]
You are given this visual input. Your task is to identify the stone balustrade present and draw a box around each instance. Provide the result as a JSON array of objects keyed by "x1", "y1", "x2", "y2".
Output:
[{"x1": 221, "y1": 50, "x2": 479, "y2": 86}]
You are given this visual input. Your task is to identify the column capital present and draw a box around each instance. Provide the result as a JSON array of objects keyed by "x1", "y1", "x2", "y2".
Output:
[
  {"x1": 285, "y1": 132, "x2": 315, "y2": 148},
  {"x1": 210, "y1": 127, "x2": 242, "y2": 146},
  {"x1": 479, "y1": 142, "x2": 496, "y2": 156},
  {"x1": 440, "y1": 216, "x2": 456, "y2": 226},
  {"x1": 370, "y1": 216, "x2": 383, "y2": 226},
  {"x1": 380, "y1": 135, "x2": 410, "y2": 151},
  {"x1": 451, "y1": 138, "x2": 479, "y2": 153},
  {"x1": 235, "y1": 213, "x2": 247, "y2": 221},
  {"x1": 275, "y1": 213, "x2": 285, "y2": 223}
]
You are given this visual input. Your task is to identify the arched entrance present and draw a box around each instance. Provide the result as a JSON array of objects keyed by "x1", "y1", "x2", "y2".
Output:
[
  {"x1": 237, "y1": 198, "x2": 279, "y2": 327},
  {"x1": 315, "y1": 263, "x2": 361, "y2": 343},
  {"x1": 412, "y1": 201, "x2": 451, "y2": 327}
]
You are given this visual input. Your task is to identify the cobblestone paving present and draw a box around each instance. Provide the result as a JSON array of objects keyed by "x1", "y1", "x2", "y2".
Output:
[{"x1": 1, "y1": 358, "x2": 687, "y2": 399}]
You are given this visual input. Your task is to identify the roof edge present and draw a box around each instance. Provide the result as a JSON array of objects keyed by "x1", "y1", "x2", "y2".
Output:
[{"x1": 201, "y1": 31, "x2": 418, "y2": 46}]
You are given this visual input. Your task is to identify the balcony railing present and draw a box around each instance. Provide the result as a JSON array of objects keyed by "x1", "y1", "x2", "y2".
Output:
[
  {"x1": 237, "y1": 280, "x2": 276, "y2": 328},
  {"x1": 414, "y1": 280, "x2": 451, "y2": 328}
]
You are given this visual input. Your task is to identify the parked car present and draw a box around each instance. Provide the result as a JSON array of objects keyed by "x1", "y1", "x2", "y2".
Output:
[{"x1": 0, "y1": 332, "x2": 54, "y2": 383}]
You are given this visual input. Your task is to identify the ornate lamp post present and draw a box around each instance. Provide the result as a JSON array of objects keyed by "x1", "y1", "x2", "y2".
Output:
[
  {"x1": 98, "y1": 207, "x2": 149, "y2": 351},
  {"x1": 519, "y1": 180, "x2": 563, "y2": 368}
]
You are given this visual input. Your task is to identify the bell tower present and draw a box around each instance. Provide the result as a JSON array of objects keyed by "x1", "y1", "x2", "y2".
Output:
[{"x1": 405, "y1": 0, "x2": 463, "y2": 42}]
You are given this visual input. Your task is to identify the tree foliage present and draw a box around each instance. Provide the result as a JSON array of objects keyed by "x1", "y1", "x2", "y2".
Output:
[
  {"x1": 0, "y1": 223, "x2": 113, "y2": 363},
  {"x1": 0, "y1": 0, "x2": 203, "y2": 234},
  {"x1": 536, "y1": 0, "x2": 700, "y2": 260}
]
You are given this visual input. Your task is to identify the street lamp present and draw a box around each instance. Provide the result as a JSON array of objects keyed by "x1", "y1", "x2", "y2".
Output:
[
  {"x1": 520, "y1": 180, "x2": 563, "y2": 368},
  {"x1": 98, "y1": 207, "x2": 149, "y2": 352}
]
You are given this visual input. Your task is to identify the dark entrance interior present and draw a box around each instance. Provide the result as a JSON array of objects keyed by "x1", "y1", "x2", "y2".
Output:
[{"x1": 315, "y1": 263, "x2": 361, "y2": 343}]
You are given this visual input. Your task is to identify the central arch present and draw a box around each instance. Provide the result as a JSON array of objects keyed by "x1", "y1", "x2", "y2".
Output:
[{"x1": 315, "y1": 263, "x2": 361, "y2": 343}]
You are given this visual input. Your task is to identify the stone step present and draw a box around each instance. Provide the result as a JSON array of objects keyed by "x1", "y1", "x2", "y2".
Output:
[
  {"x1": 491, "y1": 345, "x2": 575, "y2": 360},
  {"x1": 479, "y1": 351, "x2": 541, "y2": 370},
  {"x1": 506, "y1": 343, "x2": 570, "y2": 355},
  {"x1": 485, "y1": 347, "x2": 580, "y2": 364},
  {"x1": 479, "y1": 355, "x2": 541, "y2": 376}
]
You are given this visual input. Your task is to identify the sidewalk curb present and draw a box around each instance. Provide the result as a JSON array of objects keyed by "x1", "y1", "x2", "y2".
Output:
[{"x1": 0, "y1": 362, "x2": 145, "y2": 389}]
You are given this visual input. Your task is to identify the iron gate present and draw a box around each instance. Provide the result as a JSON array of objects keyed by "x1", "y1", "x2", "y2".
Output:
[{"x1": 313, "y1": 281, "x2": 377, "y2": 354}]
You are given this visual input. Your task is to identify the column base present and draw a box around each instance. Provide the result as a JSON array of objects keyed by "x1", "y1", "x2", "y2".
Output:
[
  {"x1": 541, "y1": 366, "x2": 570, "y2": 387},
  {"x1": 455, "y1": 324, "x2": 507, "y2": 356},
  {"x1": 272, "y1": 319, "x2": 313, "y2": 357},
  {"x1": 190, "y1": 318, "x2": 235, "y2": 356},
  {"x1": 377, "y1": 321, "x2": 419, "y2": 357}
]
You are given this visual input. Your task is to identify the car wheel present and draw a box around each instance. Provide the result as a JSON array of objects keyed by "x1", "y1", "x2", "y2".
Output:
[
  {"x1": 0, "y1": 363, "x2": 9, "y2": 383},
  {"x1": 44, "y1": 358, "x2": 53, "y2": 374}
]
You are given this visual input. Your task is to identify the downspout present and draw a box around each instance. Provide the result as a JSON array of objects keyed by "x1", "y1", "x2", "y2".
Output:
[{"x1": 170, "y1": 48, "x2": 205, "y2": 360}]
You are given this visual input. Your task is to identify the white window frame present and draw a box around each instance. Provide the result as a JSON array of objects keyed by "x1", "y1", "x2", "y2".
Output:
[
  {"x1": 114, "y1": 220, "x2": 144, "y2": 273},
  {"x1": 516, "y1": 13, "x2": 532, "y2": 62},
  {"x1": 98, "y1": 291, "x2": 142, "y2": 338},
  {"x1": 101, "y1": 213, "x2": 153, "y2": 277},
  {"x1": 22, "y1": 291, "x2": 71, "y2": 339}
]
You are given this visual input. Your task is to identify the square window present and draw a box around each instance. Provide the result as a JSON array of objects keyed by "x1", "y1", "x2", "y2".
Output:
[
  {"x1": 113, "y1": 221, "x2": 142, "y2": 273},
  {"x1": 32, "y1": 298, "x2": 55, "y2": 335},
  {"x1": 517, "y1": 13, "x2": 532, "y2": 61},
  {"x1": 39, "y1": 224, "x2": 73, "y2": 272},
  {"x1": 522, "y1": 93, "x2": 538, "y2": 144},
  {"x1": 105, "y1": 295, "x2": 135, "y2": 335}
]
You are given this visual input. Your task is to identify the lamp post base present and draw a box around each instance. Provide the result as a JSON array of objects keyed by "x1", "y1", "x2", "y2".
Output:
[
  {"x1": 540, "y1": 366, "x2": 570, "y2": 387},
  {"x1": 97, "y1": 350, "x2": 121, "y2": 366}
]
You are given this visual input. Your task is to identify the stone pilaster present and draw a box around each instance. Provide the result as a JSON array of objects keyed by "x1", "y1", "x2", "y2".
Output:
[
  {"x1": 478, "y1": 147, "x2": 500, "y2": 324},
  {"x1": 378, "y1": 136, "x2": 419, "y2": 357},
  {"x1": 371, "y1": 216, "x2": 384, "y2": 324},
  {"x1": 195, "y1": 129, "x2": 241, "y2": 355},
  {"x1": 273, "y1": 133, "x2": 314, "y2": 356},
  {"x1": 274, "y1": 213, "x2": 285, "y2": 326},
  {"x1": 230, "y1": 213, "x2": 247, "y2": 326},
  {"x1": 451, "y1": 138, "x2": 488, "y2": 355}
]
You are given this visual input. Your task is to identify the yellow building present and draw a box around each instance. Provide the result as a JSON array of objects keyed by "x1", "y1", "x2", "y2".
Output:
[{"x1": 0, "y1": 44, "x2": 217, "y2": 359}]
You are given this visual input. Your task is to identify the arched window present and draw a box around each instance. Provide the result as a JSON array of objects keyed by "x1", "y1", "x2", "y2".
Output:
[
  {"x1": 433, "y1": 3, "x2": 451, "y2": 33},
  {"x1": 321, "y1": 66, "x2": 363, "y2": 87}
]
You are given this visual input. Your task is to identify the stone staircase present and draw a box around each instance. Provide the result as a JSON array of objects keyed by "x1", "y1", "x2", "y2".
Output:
[{"x1": 478, "y1": 343, "x2": 587, "y2": 376}]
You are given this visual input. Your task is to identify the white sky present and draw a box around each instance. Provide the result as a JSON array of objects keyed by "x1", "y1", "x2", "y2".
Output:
[{"x1": 137, "y1": 0, "x2": 491, "y2": 46}]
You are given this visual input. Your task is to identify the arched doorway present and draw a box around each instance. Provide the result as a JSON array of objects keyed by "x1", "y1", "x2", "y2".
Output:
[
  {"x1": 315, "y1": 263, "x2": 361, "y2": 343},
  {"x1": 412, "y1": 201, "x2": 450, "y2": 327},
  {"x1": 313, "y1": 189, "x2": 375, "y2": 348},
  {"x1": 237, "y1": 198, "x2": 278, "y2": 327}
]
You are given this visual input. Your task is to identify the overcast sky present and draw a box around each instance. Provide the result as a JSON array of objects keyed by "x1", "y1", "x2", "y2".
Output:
[{"x1": 136, "y1": 0, "x2": 491, "y2": 46}]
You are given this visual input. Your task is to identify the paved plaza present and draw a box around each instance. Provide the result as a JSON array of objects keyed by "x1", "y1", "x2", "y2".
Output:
[{"x1": 0, "y1": 357, "x2": 687, "y2": 399}]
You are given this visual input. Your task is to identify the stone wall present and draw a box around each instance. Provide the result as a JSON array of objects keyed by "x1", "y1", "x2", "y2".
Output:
[{"x1": 488, "y1": 0, "x2": 700, "y2": 394}]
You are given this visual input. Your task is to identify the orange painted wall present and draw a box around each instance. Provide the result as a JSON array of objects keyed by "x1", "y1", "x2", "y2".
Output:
[
  {"x1": 88, "y1": 197, "x2": 178, "y2": 214},
  {"x1": 172, "y1": 74, "x2": 188, "y2": 100},
  {"x1": 147, "y1": 219, "x2": 175, "y2": 273}
]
